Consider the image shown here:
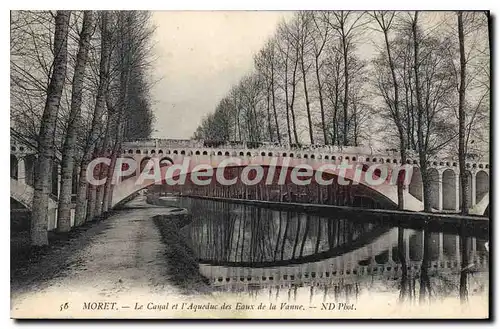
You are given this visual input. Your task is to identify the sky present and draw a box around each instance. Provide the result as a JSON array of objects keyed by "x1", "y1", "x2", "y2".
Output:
[{"x1": 150, "y1": 11, "x2": 292, "y2": 139}]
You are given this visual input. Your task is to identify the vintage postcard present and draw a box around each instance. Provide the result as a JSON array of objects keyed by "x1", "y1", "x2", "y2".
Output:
[{"x1": 10, "y1": 10, "x2": 490, "y2": 319}]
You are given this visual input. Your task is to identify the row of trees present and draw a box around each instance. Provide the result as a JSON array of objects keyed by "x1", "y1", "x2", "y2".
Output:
[
  {"x1": 11, "y1": 10, "x2": 156, "y2": 245},
  {"x1": 194, "y1": 11, "x2": 490, "y2": 214}
]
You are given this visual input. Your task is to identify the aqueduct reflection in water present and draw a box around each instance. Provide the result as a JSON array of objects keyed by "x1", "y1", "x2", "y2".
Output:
[{"x1": 175, "y1": 198, "x2": 489, "y2": 304}]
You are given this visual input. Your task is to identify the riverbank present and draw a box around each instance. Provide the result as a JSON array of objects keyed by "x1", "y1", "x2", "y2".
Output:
[
  {"x1": 11, "y1": 210, "x2": 118, "y2": 292},
  {"x1": 185, "y1": 195, "x2": 489, "y2": 239},
  {"x1": 145, "y1": 195, "x2": 212, "y2": 294},
  {"x1": 11, "y1": 196, "x2": 193, "y2": 318}
]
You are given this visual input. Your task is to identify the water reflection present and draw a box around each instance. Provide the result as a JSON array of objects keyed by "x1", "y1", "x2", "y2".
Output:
[{"x1": 175, "y1": 198, "x2": 489, "y2": 305}]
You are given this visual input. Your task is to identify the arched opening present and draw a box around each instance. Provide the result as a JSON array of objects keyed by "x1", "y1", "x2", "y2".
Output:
[
  {"x1": 428, "y1": 168, "x2": 440, "y2": 210},
  {"x1": 135, "y1": 149, "x2": 141, "y2": 154},
  {"x1": 173, "y1": 150, "x2": 178, "y2": 155},
  {"x1": 303, "y1": 154, "x2": 308, "y2": 159},
  {"x1": 310, "y1": 154, "x2": 315, "y2": 159},
  {"x1": 239, "y1": 152, "x2": 244, "y2": 156},
  {"x1": 128, "y1": 149, "x2": 133, "y2": 154},
  {"x1": 246, "y1": 152, "x2": 251, "y2": 157},
  {"x1": 24, "y1": 154, "x2": 36, "y2": 186},
  {"x1": 150, "y1": 150, "x2": 156, "y2": 154},
  {"x1": 10, "y1": 155, "x2": 18, "y2": 179},
  {"x1": 324, "y1": 155, "x2": 329, "y2": 160},
  {"x1": 442, "y1": 169, "x2": 456, "y2": 211},
  {"x1": 375, "y1": 251, "x2": 389, "y2": 264},
  {"x1": 225, "y1": 151, "x2": 230, "y2": 156},
  {"x1": 158, "y1": 149, "x2": 164, "y2": 154},
  {"x1": 268, "y1": 152, "x2": 273, "y2": 156},
  {"x1": 409, "y1": 167, "x2": 423, "y2": 201},
  {"x1": 282, "y1": 152, "x2": 287, "y2": 157},
  {"x1": 261, "y1": 152, "x2": 266, "y2": 156},
  {"x1": 289, "y1": 153, "x2": 294, "y2": 158},
  {"x1": 476, "y1": 171, "x2": 489, "y2": 203},
  {"x1": 140, "y1": 157, "x2": 152, "y2": 173},
  {"x1": 180, "y1": 150, "x2": 186, "y2": 155},
  {"x1": 217, "y1": 151, "x2": 223, "y2": 156},
  {"x1": 159, "y1": 157, "x2": 174, "y2": 168},
  {"x1": 203, "y1": 151, "x2": 208, "y2": 155},
  {"x1": 195, "y1": 150, "x2": 200, "y2": 155}
]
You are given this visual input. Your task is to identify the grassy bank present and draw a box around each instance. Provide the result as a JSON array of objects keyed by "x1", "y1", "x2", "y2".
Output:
[{"x1": 152, "y1": 212, "x2": 211, "y2": 295}]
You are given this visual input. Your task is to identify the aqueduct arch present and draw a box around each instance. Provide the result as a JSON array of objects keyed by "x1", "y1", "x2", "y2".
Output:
[
  {"x1": 428, "y1": 168, "x2": 440, "y2": 210},
  {"x1": 476, "y1": 170, "x2": 489, "y2": 203},
  {"x1": 442, "y1": 169, "x2": 456, "y2": 211},
  {"x1": 409, "y1": 167, "x2": 423, "y2": 201},
  {"x1": 110, "y1": 156, "x2": 425, "y2": 211}
]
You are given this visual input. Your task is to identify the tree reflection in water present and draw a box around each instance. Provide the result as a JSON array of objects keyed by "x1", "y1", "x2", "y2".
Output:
[{"x1": 175, "y1": 197, "x2": 488, "y2": 306}]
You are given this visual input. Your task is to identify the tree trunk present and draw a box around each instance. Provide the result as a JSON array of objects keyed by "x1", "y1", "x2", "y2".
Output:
[
  {"x1": 457, "y1": 11, "x2": 469, "y2": 215},
  {"x1": 412, "y1": 12, "x2": 432, "y2": 212},
  {"x1": 31, "y1": 11, "x2": 71, "y2": 245},
  {"x1": 57, "y1": 11, "x2": 93, "y2": 232},
  {"x1": 284, "y1": 62, "x2": 292, "y2": 145},
  {"x1": 270, "y1": 62, "x2": 281, "y2": 144},
  {"x1": 290, "y1": 57, "x2": 300, "y2": 144},
  {"x1": 332, "y1": 74, "x2": 340, "y2": 145},
  {"x1": 301, "y1": 56, "x2": 314, "y2": 145},
  {"x1": 266, "y1": 87, "x2": 273, "y2": 141},
  {"x1": 342, "y1": 34, "x2": 349, "y2": 146},
  {"x1": 74, "y1": 11, "x2": 111, "y2": 225},
  {"x1": 74, "y1": 156, "x2": 89, "y2": 227},
  {"x1": 94, "y1": 122, "x2": 111, "y2": 218},
  {"x1": 103, "y1": 119, "x2": 124, "y2": 213},
  {"x1": 315, "y1": 56, "x2": 327, "y2": 145},
  {"x1": 381, "y1": 19, "x2": 406, "y2": 210}
]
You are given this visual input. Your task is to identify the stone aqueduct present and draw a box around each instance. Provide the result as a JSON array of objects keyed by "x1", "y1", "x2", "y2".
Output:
[{"x1": 10, "y1": 139, "x2": 490, "y2": 230}]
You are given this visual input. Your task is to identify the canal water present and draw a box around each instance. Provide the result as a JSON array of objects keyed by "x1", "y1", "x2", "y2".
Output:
[{"x1": 164, "y1": 197, "x2": 489, "y2": 307}]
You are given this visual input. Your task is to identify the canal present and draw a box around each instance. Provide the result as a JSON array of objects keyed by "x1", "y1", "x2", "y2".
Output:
[{"x1": 160, "y1": 196, "x2": 489, "y2": 307}]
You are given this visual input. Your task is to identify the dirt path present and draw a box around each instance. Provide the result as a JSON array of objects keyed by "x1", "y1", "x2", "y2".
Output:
[{"x1": 11, "y1": 195, "x2": 193, "y2": 318}]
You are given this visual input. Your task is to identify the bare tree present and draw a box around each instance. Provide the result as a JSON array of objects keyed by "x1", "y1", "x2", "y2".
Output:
[
  {"x1": 276, "y1": 21, "x2": 300, "y2": 145},
  {"x1": 57, "y1": 11, "x2": 94, "y2": 232},
  {"x1": 457, "y1": 11, "x2": 468, "y2": 214},
  {"x1": 372, "y1": 11, "x2": 407, "y2": 209},
  {"x1": 327, "y1": 11, "x2": 367, "y2": 146},
  {"x1": 31, "y1": 10, "x2": 71, "y2": 245},
  {"x1": 311, "y1": 12, "x2": 332, "y2": 144},
  {"x1": 293, "y1": 12, "x2": 315, "y2": 144},
  {"x1": 74, "y1": 11, "x2": 111, "y2": 226}
]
